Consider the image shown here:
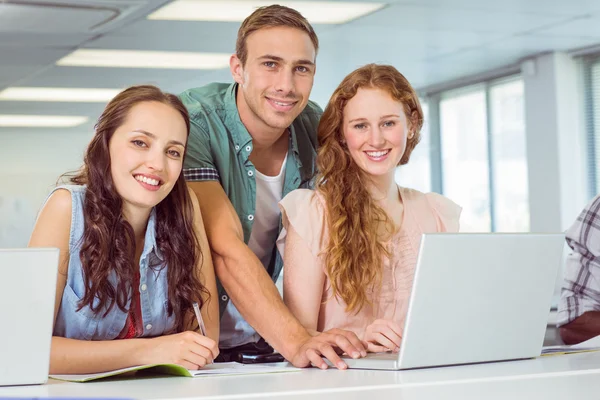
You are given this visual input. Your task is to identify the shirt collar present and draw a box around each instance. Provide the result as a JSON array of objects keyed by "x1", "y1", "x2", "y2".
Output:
[
  {"x1": 225, "y1": 82, "x2": 302, "y2": 160},
  {"x1": 224, "y1": 83, "x2": 252, "y2": 153}
]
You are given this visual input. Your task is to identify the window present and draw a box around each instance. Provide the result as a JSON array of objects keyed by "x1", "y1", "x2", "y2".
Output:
[
  {"x1": 429, "y1": 76, "x2": 529, "y2": 232},
  {"x1": 584, "y1": 55, "x2": 600, "y2": 197},
  {"x1": 440, "y1": 86, "x2": 491, "y2": 232},
  {"x1": 395, "y1": 102, "x2": 432, "y2": 193},
  {"x1": 489, "y1": 79, "x2": 529, "y2": 232}
]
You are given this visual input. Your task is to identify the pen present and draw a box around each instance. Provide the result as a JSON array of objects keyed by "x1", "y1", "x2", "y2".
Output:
[{"x1": 192, "y1": 302, "x2": 207, "y2": 336}]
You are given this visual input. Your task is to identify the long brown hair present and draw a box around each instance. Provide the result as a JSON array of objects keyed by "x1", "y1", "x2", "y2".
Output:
[
  {"x1": 316, "y1": 64, "x2": 423, "y2": 314},
  {"x1": 70, "y1": 85, "x2": 207, "y2": 332}
]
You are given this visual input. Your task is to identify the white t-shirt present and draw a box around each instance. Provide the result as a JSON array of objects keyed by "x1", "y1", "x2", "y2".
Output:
[{"x1": 219, "y1": 153, "x2": 288, "y2": 348}]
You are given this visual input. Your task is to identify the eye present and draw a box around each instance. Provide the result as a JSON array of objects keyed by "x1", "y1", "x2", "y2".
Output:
[
  {"x1": 354, "y1": 123, "x2": 367, "y2": 130},
  {"x1": 168, "y1": 149, "x2": 181, "y2": 158},
  {"x1": 132, "y1": 139, "x2": 147, "y2": 148},
  {"x1": 382, "y1": 120, "x2": 395, "y2": 127},
  {"x1": 264, "y1": 61, "x2": 277, "y2": 68},
  {"x1": 296, "y1": 66, "x2": 309, "y2": 73}
]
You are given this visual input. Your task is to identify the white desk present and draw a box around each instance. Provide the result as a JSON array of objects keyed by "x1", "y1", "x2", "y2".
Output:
[{"x1": 2, "y1": 352, "x2": 600, "y2": 399}]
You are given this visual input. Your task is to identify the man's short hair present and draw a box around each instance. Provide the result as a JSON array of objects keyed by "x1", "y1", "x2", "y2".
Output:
[{"x1": 235, "y1": 4, "x2": 319, "y2": 66}]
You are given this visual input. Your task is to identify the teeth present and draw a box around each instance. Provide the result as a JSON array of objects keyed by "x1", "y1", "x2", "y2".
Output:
[
  {"x1": 366, "y1": 150, "x2": 390, "y2": 157},
  {"x1": 273, "y1": 100, "x2": 293, "y2": 106},
  {"x1": 135, "y1": 175, "x2": 160, "y2": 186}
]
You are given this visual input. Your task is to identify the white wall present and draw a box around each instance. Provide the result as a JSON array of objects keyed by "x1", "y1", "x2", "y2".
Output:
[{"x1": 0, "y1": 131, "x2": 92, "y2": 247}]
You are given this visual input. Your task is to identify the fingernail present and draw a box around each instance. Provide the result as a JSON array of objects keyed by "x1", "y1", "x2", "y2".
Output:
[
  {"x1": 337, "y1": 361, "x2": 347, "y2": 369},
  {"x1": 352, "y1": 352, "x2": 360, "y2": 358},
  {"x1": 361, "y1": 351, "x2": 367, "y2": 357}
]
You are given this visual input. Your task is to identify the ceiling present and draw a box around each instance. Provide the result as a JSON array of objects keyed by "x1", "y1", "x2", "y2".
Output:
[{"x1": 1, "y1": 0, "x2": 600, "y2": 135}]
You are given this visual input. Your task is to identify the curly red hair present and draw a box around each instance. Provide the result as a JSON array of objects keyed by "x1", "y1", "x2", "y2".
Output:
[{"x1": 316, "y1": 64, "x2": 423, "y2": 313}]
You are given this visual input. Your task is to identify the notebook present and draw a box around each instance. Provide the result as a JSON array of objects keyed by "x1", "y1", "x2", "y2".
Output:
[
  {"x1": 542, "y1": 334, "x2": 600, "y2": 356},
  {"x1": 50, "y1": 362, "x2": 300, "y2": 382}
]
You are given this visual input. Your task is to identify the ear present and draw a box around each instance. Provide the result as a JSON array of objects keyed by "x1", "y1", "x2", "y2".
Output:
[
  {"x1": 230, "y1": 54, "x2": 244, "y2": 85},
  {"x1": 409, "y1": 110, "x2": 419, "y2": 131}
]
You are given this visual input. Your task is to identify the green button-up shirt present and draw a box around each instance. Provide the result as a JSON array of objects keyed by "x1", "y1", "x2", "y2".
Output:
[{"x1": 179, "y1": 82, "x2": 322, "y2": 316}]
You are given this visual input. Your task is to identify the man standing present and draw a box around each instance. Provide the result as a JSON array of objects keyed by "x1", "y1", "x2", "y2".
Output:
[{"x1": 180, "y1": 5, "x2": 366, "y2": 369}]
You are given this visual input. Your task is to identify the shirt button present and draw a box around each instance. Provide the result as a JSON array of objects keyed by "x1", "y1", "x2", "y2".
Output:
[
  {"x1": 248, "y1": 214, "x2": 254, "y2": 221},
  {"x1": 146, "y1": 324, "x2": 152, "y2": 330},
  {"x1": 246, "y1": 145, "x2": 252, "y2": 152},
  {"x1": 140, "y1": 284, "x2": 147, "y2": 291},
  {"x1": 235, "y1": 144, "x2": 240, "y2": 150},
  {"x1": 248, "y1": 170, "x2": 254, "y2": 177},
  {"x1": 221, "y1": 295, "x2": 228, "y2": 301}
]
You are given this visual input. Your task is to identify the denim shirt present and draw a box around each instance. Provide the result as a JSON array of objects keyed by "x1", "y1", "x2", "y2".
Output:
[
  {"x1": 179, "y1": 82, "x2": 322, "y2": 316},
  {"x1": 52, "y1": 185, "x2": 175, "y2": 340}
]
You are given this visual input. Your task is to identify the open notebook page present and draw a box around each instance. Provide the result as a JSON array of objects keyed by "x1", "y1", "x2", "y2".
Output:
[{"x1": 50, "y1": 362, "x2": 301, "y2": 382}]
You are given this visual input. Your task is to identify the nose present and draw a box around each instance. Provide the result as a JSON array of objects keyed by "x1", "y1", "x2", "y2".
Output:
[
  {"x1": 369, "y1": 125, "x2": 386, "y2": 148},
  {"x1": 274, "y1": 67, "x2": 295, "y2": 95},
  {"x1": 146, "y1": 148, "x2": 166, "y2": 172}
]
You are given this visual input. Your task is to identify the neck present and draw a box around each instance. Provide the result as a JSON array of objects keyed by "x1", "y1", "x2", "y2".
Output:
[
  {"x1": 367, "y1": 172, "x2": 398, "y2": 205},
  {"x1": 236, "y1": 86, "x2": 287, "y2": 148},
  {"x1": 121, "y1": 203, "x2": 151, "y2": 241}
]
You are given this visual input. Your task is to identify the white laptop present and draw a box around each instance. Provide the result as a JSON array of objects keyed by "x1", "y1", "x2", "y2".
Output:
[
  {"x1": 339, "y1": 233, "x2": 565, "y2": 370},
  {"x1": 0, "y1": 248, "x2": 59, "y2": 386}
]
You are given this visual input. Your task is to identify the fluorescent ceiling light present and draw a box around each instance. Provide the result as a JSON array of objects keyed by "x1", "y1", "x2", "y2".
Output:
[
  {"x1": 0, "y1": 87, "x2": 121, "y2": 102},
  {"x1": 0, "y1": 115, "x2": 89, "y2": 128},
  {"x1": 147, "y1": 0, "x2": 386, "y2": 24},
  {"x1": 56, "y1": 49, "x2": 231, "y2": 70}
]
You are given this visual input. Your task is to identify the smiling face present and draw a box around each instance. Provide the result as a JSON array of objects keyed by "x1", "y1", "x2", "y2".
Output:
[
  {"x1": 231, "y1": 26, "x2": 316, "y2": 136},
  {"x1": 342, "y1": 87, "x2": 411, "y2": 180},
  {"x1": 108, "y1": 101, "x2": 187, "y2": 211}
]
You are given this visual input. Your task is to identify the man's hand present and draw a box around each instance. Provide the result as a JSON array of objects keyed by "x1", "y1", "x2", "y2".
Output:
[
  {"x1": 559, "y1": 311, "x2": 600, "y2": 345},
  {"x1": 289, "y1": 328, "x2": 367, "y2": 370}
]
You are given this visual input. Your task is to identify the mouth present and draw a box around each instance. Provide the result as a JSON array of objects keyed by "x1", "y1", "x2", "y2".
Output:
[
  {"x1": 266, "y1": 97, "x2": 298, "y2": 112},
  {"x1": 134, "y1": 174, "x2": 163, "y2": 191},
  {"x1": 364, "y1": 149, "x2": 391, "y2": 161}
]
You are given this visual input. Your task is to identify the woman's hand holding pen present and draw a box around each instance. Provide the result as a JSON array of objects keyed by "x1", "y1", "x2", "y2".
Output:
[
  {"x1": 363, "y1": 319, "x2": 403, "y2": 353},
  {"x1": 141, "y1": 331, "x2": 219, "y2": 370}
]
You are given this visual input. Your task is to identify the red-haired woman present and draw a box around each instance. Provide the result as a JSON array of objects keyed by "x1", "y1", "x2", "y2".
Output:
[
  {"x1": 29, "y1": 85, "x2": 219, "y2": 374},
  {"x1": 278, "y1": 64, "x2": 461, "y2": 353}
]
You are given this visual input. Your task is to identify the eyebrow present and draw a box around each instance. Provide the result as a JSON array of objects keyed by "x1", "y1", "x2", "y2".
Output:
[
  {"x1": 348, "y1": 114, "x2": 401, "y2": 124},
  {"x1": 132, "y1": 129, "x2": 186, "y2": 147},
  {"x1": 258, "y1": 54, "x2": 315, "y2": 66}
]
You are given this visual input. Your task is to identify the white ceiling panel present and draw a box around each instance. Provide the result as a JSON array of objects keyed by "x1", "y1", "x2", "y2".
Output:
[
  {"x1": 90, "y1": 20, "x2": 238, "y2": 53},
  {"x1": 0, "y1": 66, "x2": 47, "y2": 89},
  {"x1": 0, "y1": 102, "x2": 106, "y2": 117},
  {"x1": 0, "y1": 2, "x2": 115, "y2": 33},
  {"x1": 486, "y1": 34, "x2": 600, "y2": 53},
  {"x1": 532, "y1": 14, "x2": 600, "y2": 38},
  {"x1": 405, "y1": 0, "x2": 600, "y2": 16},
  {"x1": 421, "y1": 46, "x2": 534, "y2": 83},
  {"x1": 22, "y1": 66, "x2": 224, "y2": 90},
  {"x1": 0, "y1": 47, "x2": 73, "y2": 66},
  {"x1": 351, "y1": 3, "x2": 573, "y2": 34},
  {"x1": 319, "y1": 26, "x2": 503, "y2": 58},
  {"x1": 0, "y1": 32, "x2": 96, "y2": 48}
]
